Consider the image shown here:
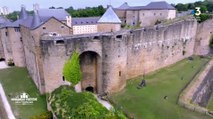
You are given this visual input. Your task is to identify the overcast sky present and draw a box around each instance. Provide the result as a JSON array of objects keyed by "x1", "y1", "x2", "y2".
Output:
[{"x1": 0, "y1": 0, "x2": 202, "y2": 11}]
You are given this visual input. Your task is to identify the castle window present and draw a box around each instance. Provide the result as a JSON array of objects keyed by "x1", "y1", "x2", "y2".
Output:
[
  {"x1": 116, "y1": 35, "x2": 122, "y2": 39},
  {"x1": 42, "y1": 26, "x2": 46, "y2": 30},
  {"x1": 5, "y1": 32, "x2": 8, "y2": 36},
  {"x1": 61, "y1": 25, "x2": 64, "y2": 28},
  {"x1": 154, "y1": 13, "x2": 156, "y2": 16},
  {"x1": 160, "y1": 13, "x2": 162, "y2": 16},
  {"x1": 20, "y1": 37, "x2": 22, "y2": 42},
  {"x1": 14, "y1": 28, "x2": 20, "y2": 32},
  {"x1": 56, "y1": 40, "x2": 65, "y2": 44},
  {"x1": 93, "y1": 36, "x2": 99, "y2": 39},
  {"x1": 119, "y1": 71, "x2": 121, "y2": 76},
  {"x1": 62, "y1": 76, "x2": 65, "y2": 81},
  {"x1": 143, "y1": 13, "x2": 145, "y2": 16}
]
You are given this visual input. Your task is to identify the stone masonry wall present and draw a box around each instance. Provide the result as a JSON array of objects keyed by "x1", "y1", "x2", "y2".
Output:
[
  {"x1": 0, "y1": 28, "x2": 13, "y2": 63},
  {"x1": 21, "y1": 18, "x2": 72, "y2": 93},
  {"x1": 0, "y1": 31, "x2": 4, "y2": 59},
  {"x1": 126, "y1": 19, "x2": 197, "y2": 79},
  {"x1": 139, "y1": 10, "x2": 175, "y2": 27},
  {"x1": 97, "y1": 24, "x2": 121, "y2": 33},
  {"x1": 8, "y1": 28, "x2": 25, "y2": 67},
  {"x1": 40, "y1": 19, "x2": 198, "y2": 93},
  {"x1": 0, "y1": 27, "x2": 25, "y2": 66},
  {"x1": 194, "y1": 18, "x2": 213, "y2": 55}
]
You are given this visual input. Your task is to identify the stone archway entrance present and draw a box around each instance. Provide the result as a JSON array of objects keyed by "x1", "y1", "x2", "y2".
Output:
[
  {"x1": 79, "y1": 51, "x2": 102, "y2": 94},
  {"x1": 85, "y1": 86, "x2": 94, "y2": 93}
]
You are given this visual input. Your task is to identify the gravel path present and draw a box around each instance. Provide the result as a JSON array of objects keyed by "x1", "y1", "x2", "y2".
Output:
[
  {"x1": 0, "y1": 61, "x2": 8, "y2": 69},
  {"x1": 94, "y1": 95, "x2": 113, "y2": 110},
  {"x1": 0, "y1": 83, "x2": 15, "y2": 119}
]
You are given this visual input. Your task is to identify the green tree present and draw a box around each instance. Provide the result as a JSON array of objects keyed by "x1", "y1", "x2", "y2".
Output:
[
  {"x1": 200, "y1": 5, "x2": 208, "y2": 13},
  {"x1": 6, "y1": 11, "x2": 19, "y2": 21},
  {"x1": 65, "y1": 5, "x2": 105, "y2": 17},
  {"x1": 175, "y1": 3, "x2": 188, "y2": 11},
  {"x1": 188, "y1": 3, "x2": 195, "y2": 9},
  {"x1": 63, "y1": 51, "x2": 82, "y2": 86}
]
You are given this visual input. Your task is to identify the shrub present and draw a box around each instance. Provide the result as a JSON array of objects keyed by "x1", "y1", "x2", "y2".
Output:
[
  {"x1": 30, "y1": 111, "x2": 53, "y2": 119},
  {"x1": 49, "y1": 86, "x2": 127, "y2": 119},
  {"x1": 7, "y1": 59, "x2": 14, "y2": 66},
  {"x1": 63, "y1": 51, "x2": 82, "y2": 86},
  {"x1": 155, "y1": 20, "x2": 161, "y2": 25},
  {"x1": 198, "y1": 14, "x2": 213, "y2": 23}
]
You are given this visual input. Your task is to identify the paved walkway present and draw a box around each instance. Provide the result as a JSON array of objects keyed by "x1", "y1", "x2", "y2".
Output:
[
  {"x1": 0, "y1": 83, "x2": 15, "y2": 119},
  {"x1": 0, "y1": 61, "x2": 8, "y2": 69},
  {"x1": 94, "y1": 95, "x2": 113, "y2": 110}
]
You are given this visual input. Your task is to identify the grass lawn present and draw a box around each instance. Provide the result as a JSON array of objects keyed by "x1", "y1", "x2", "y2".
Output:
[
  {"x1": 208, "y1": 97, "x2": 213, "y2": 111},
  {"x1": 110, "y1": 57, "x2": 212, "y2": 119},
  {"x1": 0, "y1": 67, "x2": 47, "y2": 119}
]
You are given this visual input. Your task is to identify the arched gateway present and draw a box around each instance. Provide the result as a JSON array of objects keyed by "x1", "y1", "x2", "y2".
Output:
[{"x1": 79, "y1": 51, "x2": 102, "y2": 94}]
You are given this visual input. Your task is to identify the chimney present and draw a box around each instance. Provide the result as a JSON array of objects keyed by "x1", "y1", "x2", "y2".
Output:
[{"x1": 66, "y1": 16, "x2": 72, "y2": 27}]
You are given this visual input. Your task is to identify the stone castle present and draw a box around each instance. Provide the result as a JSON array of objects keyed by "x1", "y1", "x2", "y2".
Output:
[{"x1": 0, "y1": 1, "x2": 212, "y2": 94}]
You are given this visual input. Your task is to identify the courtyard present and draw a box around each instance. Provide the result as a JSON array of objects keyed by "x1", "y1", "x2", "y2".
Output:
[{"x1": 110, "y1": 56, "x2": 212, "y2": 119}]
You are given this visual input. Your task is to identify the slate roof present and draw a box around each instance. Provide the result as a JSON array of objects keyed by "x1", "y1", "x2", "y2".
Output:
[
  {"x1": 117, "y1": 2, "x2": 130, "y2": 10},
  {"x1": 2, "y1": 8, "x2": 70, "y2": 29},
  {"x1": 31, "y1": 11, "x2": 42, "y2": 29},
  {"x1": 0, "y1": 16, "x2": 10, "y2": 28},
  {"x1": 19, "y1": 6, "x2": 28, "y2": 19},
  {"x1": 144, "y1": 1, "x2": 175, "y2": 10},
  {"x1": 72, "y1": 17, "x2": 100, "y2": 25},
  {"x1": 116, "y1": 1, "x2": 175, "y2": 10},
  {"x1": 98, "y1": 7, "x2": 121, "y2": 24},
  {"x1": 38, "y1": 9, "x2": 70, "y2": 21}
]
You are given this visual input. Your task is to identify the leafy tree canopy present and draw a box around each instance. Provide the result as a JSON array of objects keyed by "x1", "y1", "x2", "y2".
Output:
[{"x1": 66, "y1": 5, "x2": 105, "y2": 17}]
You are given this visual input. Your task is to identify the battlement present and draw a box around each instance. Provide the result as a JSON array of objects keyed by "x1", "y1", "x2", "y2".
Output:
[{"x1": 39, "y1": 18, "x2": 198, "y2": 93}]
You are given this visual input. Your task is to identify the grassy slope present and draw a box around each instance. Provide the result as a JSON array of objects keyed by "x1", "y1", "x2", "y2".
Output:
[
  {"x1": 110, "y1": 57, "x2": 212, "y2": 119},
  {"x1": 0, "y1": 67, "x2": 47, "y2": 119},
  {"x1": 208, "y1": 96, "x2": 213, "y2": 111}
]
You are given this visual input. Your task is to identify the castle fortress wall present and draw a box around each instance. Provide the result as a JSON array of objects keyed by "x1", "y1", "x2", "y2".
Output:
[
  {"x1": 0, "y1": 28, "x2": 13, "y2": 62},
  {"x1": 0, "y1": 30, "x2": 4, "y2": 59},
  {"x1": 0, "y1": 27, "x2": 25, "y2": 66},
  {"x1": 8, "y1": 28, "x2": 25, "y2": 67},
  {"x1": 126, "y1": 19, "x2": 197, "y2": 79},
  {"x1": 40, "y1": 19, "x2": 198, "y2": 93},
  {"x1": 194, "y1": 18, "x2": 213, "y2": 55},
  {"x1": 21, "y1": 18, "x2": 72, "y2": 93}
]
